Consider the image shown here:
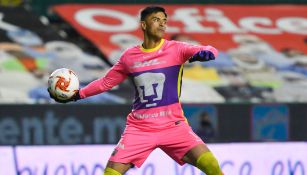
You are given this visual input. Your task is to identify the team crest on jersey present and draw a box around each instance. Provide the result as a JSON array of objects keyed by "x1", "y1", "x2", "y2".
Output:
[
  {"x1": 131, "y1": 65, "x2": 181, "y2": 110},
  {"x1": 134, "y1": 72, "x2": 166, "y2": 108}
]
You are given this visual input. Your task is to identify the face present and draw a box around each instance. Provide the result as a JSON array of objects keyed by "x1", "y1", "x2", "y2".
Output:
[{"x1": 141, "y1": 11, "x2": 167, "y2": 39}]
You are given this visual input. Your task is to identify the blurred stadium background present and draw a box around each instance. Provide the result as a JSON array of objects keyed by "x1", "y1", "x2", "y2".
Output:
[{"x1": 0, "y1": 0, "x2": 306, "y2": 174}]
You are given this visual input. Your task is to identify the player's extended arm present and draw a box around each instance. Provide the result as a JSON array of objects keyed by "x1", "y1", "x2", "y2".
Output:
[
  {"x1": 48, "y1": 62, "x2": 127, "y2": 103},
  {"x1": 79, "y1": 60, "x2": 128, "y2": 99}
]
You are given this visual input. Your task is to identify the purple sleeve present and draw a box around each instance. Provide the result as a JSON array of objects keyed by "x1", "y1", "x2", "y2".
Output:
[{"x1": 177, "y1": 41, "x2": 218, "y2": 64}]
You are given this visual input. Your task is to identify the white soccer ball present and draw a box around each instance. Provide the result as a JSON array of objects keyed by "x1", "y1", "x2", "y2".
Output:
[{"x1": 48, "y1": 68, "x2": 79, "y2": 101}]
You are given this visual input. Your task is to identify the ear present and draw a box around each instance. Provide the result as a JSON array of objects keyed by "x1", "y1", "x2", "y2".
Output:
[{"x1": 141, "y1": 21, "x2": 146, "y2": 31}]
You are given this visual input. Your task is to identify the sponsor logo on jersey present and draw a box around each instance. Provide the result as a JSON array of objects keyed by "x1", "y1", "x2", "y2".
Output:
[{"x1": 132, "y1": 59, "x2": 164, "y2": 68}]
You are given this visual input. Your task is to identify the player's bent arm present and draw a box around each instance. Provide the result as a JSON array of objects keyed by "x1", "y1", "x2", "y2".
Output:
[
  {"x1": 79, "y1": 60, "x2": 128, "y2": 99},
  {"x1": 177, "y1": 41, "x2": 218, "y2": 63},
  {"x1": 188, "y1": 50, "x2": 216, "y2": 63}
]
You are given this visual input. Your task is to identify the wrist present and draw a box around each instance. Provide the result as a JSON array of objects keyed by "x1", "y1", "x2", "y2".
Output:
[{"x1": 73, "y1": 90, "x2": 81, "y2": 101}]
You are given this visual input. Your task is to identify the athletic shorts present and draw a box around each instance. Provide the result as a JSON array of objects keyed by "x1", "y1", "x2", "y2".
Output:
[{"x1": 109, "y1": 121, "x2": 205, "y2": 168}]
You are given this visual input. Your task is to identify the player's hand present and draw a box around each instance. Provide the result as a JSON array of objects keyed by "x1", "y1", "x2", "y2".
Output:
[
  {"x1": 189, "y1": 50, "x2": 215, "y2": 63},
  {"x1": 47, "y1": 88, "x2": 81, "y2": 103}
]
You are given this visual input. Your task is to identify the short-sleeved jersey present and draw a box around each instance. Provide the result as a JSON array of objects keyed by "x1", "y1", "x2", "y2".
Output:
[{"x1": 80, "y1": 39, "x2": 218, "y2": 131}]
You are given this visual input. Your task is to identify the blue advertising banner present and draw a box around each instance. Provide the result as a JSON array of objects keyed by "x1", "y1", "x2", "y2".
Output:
[
  {"x1": 1, "y1": 104, "x2": 306, "y2": 145},
  {"x1": 251, "y1": 104, "x2": 289, "y2": 141}
]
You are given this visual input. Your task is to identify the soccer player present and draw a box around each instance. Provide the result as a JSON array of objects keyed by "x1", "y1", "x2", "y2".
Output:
[{"x1": 49, "y1": 6, "x2": 223, "y2": 175}]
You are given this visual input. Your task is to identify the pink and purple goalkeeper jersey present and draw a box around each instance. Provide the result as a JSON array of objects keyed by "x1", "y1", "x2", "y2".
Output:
[{"x1": 79, "y1": 39, "x2": 218, "y2": 131}]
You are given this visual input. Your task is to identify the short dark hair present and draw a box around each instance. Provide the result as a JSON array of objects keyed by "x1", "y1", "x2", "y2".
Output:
[{"x1": 140, "y1": 6, "x2": 167, "y2": 21}]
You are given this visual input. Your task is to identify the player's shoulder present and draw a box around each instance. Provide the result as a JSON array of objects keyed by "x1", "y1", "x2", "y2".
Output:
[
  {"x1": 164, "y1": 39, "x2": 193, "y2": 51},
  {"x1": 165, "y1": 39, "x2": 189, "y2": 47},
  {"x1": 119, "y1": 45, "x2": 140, "y2": 59}
]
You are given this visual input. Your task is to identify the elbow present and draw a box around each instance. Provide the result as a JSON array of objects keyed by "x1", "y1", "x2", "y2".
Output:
[
  {"x1": 207, "y1": 45, "x2": 218, "y2": 58},
  {"x1": 100, "y1": 79, "x2": 114, "y2": 92}
]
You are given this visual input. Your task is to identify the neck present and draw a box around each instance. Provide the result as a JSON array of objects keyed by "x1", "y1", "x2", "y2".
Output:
[{"x1": 142, "y1": 36, "x2": 162, "y2": 49}]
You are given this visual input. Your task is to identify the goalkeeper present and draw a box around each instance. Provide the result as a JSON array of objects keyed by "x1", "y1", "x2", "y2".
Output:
[{"x1": 49, "y1": 6, "x2": 223, "y2": 175}]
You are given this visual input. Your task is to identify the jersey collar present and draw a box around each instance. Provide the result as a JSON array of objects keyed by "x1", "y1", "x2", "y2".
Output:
[{"x1": 140, "y1": 39, "x2": 164, "y2": 52}]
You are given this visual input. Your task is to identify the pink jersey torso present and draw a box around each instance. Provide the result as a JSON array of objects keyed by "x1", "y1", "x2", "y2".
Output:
[
  {"x1": 80, "y1": 39, "x2": 218, "y2": 131},
  {"x1": 122, "y1": 39, "x2": 217, "y2": 131}
]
